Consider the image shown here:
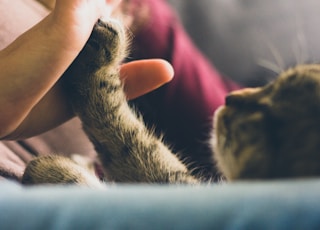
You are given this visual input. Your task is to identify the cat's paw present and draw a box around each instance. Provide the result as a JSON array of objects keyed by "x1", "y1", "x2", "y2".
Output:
[
  {"x1": 66, "y1": 18, "x2": 127, "y2": 75},
  {"x1": 62, "y1": 18, "x2": 128, "y2": 103},
  {"x1": 22, "y1": 155, "x2": 104, "y2": 188},
  {"x1": 85, "y1": 18, "x2": 128, "y2": 69}
]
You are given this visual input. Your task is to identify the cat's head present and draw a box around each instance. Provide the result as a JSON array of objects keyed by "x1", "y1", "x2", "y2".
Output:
[{"x1": 213, "y1": 64, "x2": 320, "y2": 180}]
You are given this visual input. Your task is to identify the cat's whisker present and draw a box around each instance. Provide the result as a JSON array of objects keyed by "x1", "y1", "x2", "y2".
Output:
[
  {"x1": 265, "y1": 41, "x2": 286, "y2": 73},
  {"x1": 255, "y1": 28, "x2": 286, "y2": 74},
  {"x1": 292, "y1": 31, "x2": 308, "y2": 66},
  {"x1": 257, "y1": 59, "x2": 283, "y2": 75},
  {"x1": 291, "y1": 8, "x2": 308, "y2": 66}
]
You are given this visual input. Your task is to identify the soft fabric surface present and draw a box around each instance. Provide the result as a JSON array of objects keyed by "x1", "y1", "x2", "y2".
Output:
[
  {"x1": 0, "y1": 0, "x2": 48, "y2": 50},
  {"x1": 1, "y1": 179, "x2": 320, "y2": 229}
]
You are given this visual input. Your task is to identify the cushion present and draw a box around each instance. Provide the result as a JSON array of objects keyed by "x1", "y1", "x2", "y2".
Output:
[
  {"x1": 1, "y1": 179, "x2": 320, "y2": 228},
  {"x1": 168, "y1": 0, "x2": 320, "y2": 86},
  {"x1": 0, "y1": 0, "x2": 48, "y2": 50}
]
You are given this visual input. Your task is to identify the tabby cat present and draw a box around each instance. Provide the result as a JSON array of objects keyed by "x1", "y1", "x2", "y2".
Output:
[
  {"x1": 213, "y1": 64, "x2": 320, "y2": 180},
  {"x1": 22, "y1": 19, "x2": 320, "y2": 187}
]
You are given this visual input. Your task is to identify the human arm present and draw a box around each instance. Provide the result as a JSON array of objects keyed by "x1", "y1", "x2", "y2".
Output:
[{"x1": 0, "y1": 0, "x2": 173, "y2": 140}]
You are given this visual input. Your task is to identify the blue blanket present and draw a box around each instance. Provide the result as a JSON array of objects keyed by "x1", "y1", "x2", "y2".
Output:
[{"x1": 1, "y1": 180, "x2": 320, "y2": 229}]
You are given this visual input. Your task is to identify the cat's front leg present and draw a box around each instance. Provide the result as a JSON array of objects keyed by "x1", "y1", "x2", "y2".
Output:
[{"x1": 65, "y1": 19, "x2": 199, "y2": 184}]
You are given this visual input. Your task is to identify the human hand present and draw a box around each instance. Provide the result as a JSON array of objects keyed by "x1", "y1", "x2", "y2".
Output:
[
  {"x1": 52, "y1": 0, "x2": 122, "y2": 51},
  {"x1": 0, "y1": 0, "x2": 174, "y2": 140}
]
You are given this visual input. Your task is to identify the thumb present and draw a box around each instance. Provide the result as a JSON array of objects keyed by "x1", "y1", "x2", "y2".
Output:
[{"x1": 120, "y1": 59, "x2": 174, "y2": 100}]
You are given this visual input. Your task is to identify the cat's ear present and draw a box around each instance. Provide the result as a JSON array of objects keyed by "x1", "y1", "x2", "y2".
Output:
[
  {"x1": 226, "y1": 88, "x2": 260, "y2": 105},
  {"x1": 225, "y1": 87, "x2": 272, "y2": 107}
]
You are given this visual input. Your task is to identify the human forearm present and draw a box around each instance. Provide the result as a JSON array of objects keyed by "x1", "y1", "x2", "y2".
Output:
[
  {"x1": 2, "y1": 81, "x2": 74, "y2": 140},
  {"x1": 0, "y1": 14, "x2": 88, "y2": 138},
  {"x1": 0, "y1": 0, "x2": 120, "y2": 139}
]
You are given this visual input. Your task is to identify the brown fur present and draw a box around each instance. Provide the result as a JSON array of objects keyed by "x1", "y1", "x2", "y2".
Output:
[
  {"x1": 214, "y1": 65, "x2": 320, "y2": 180},
  {"x1": 22, "y1": 18, "x2": 320, "y2": 187},
  {"x1": 22, "y1": 19, "x2": 198, "y2": 187}
]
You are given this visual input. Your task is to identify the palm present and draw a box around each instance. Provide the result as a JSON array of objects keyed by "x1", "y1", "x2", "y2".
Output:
[{"x1": 53, "y1": 0, "x2": 118, "y2": 49}]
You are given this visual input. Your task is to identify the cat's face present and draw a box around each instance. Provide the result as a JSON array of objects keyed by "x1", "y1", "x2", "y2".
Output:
[{"x1": 213, "y1": 64, "x2": 320, "y2": 180}]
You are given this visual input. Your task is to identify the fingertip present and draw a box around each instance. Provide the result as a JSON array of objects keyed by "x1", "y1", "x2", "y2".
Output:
[
  {"x1": 120, "y1": 59, "x2": 174, "y2": 83},
  {"x1": 155, "y1": 59, "x2": 175, "y2": 83},
  {"x1": 133, "y1": 59, "x2": 174, "y2": 83},
  {"x1": 120, "y1": 59, "x2": 174, "y2": 99}
]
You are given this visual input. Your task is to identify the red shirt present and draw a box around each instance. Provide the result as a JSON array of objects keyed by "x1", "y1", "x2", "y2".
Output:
[{"x1": 130, "y1": 0, "x2": 240, "y2": 179}]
